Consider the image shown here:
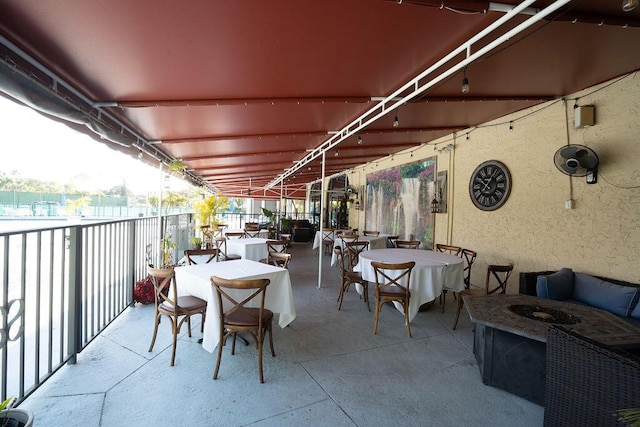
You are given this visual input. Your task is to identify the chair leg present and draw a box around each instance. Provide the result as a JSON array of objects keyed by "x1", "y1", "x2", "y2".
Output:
[
  {"x1": 452, "y1": 297, "x2": 464, "y2": 330},
  {"x1": 337, "y1": 281, "x2": 347, "y2": 310},
  {"x1": 373, "y1": 300, "x2": 381, "y2": 334},
  {"x1": 170, "y1": 317, "x2": 178, "y2": 366},
  {"x1": 258, "y1": 330, "x2": 264, "y2": 383},
  {"x1": 267, "y1": 323, "x2": 276, "y2": 357},
  {"x1": 186, "y1": 316, "x2": 192, "y2": 337},
  {"x1": 404, "y1": 303, "x2": 412, "y2": 338},
  {"x1": 363, "y1": 283, "x2": 370, "y2": 312},
  {"x1": 231, "y1": 332, "x2": 237, "y2": 355},
  {"x1": 148, "y1": 313, "x2": 160, "y2": 352},
  {"x1": 213, "y1": 336, "x2": 224, "y2": 380},
  {"x1": 441, "y1": 290, "x2": 447, "y2": 313}
]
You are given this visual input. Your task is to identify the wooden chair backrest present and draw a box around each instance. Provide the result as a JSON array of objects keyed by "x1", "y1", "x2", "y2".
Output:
[
  {"x1": 436, "y1": 244, "x2": 462, "y2": 256},
  {"x1": 345, "y1": 240, "x2": 369, "y2": 271},
  {"x1": 371, "y1": 261, "x2": 415, "y2": 297},
  {"x1": 184, "y1": 248, "x2": 218, "y2": 265},
  {"x1": 266, "y1": 240, "x2": 290, "y2": 254},
  {"x1": 226, "y1": 232, "x2": 245, "y2": 239},
  {"x1": 148, "y1": 266, "x2": 177, "y2": 309},
  {"x1": 485, "y1": 263, "x2": 514, "y2": 295},
  {"x1": 266, "y1": 251, "x2": 291, "y2": 268},
  {"x1": 321, "y1": 228, "x2": 335, "y2": 241},
  {"x1": 395, "y1": 240, "x2": 420, "y2": 249},
  {"x1": 362, "y1": 230, "x2": 380, "y2": 236},
  {"x1": 210, "y1": 276, "x2": 271, "y2": 324},
  {"x1": 461, "y1": 249, "x2": 477, "y2": 288}
]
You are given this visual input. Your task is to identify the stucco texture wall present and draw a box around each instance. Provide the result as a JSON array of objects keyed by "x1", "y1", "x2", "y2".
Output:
[{"x1": 347, "y1": 73, "x2": 640, "y2": 292}]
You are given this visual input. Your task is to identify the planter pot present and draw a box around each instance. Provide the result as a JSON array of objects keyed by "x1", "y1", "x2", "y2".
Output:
[{"x1": 0, "y1": 408, "x2": 34, "y2": 427}]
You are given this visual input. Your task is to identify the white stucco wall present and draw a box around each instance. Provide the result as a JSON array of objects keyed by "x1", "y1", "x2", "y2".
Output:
[{"x1": 346, "y1": 73, "x2": 640, "y2": 291}]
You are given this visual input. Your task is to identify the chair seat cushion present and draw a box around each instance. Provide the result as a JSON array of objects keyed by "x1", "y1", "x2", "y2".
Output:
[
  {"x1": 225, "y1": 308, "x2": 274, "y2": 326},
  {"x1": 378, "y1": 285, "x2": 408, "y2": 297},
  {"x1": 161, "y1": 296, "x2": 206, "y2": 311},
  {"x1": 346, "y1": 271, "x2": 365, "y2": 282}
]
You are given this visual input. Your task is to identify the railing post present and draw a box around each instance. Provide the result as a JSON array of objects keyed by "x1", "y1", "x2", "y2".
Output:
[
  {"x1": 67, "y1": 226, "x2": 83, "y2": 365},
  {"x1": 128, "y1": 219, "x2": 136, "y2": 306}
]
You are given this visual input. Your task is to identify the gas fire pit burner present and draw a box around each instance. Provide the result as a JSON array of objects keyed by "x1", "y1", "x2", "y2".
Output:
[{"x1": 508, "y1": 304, "x2": 581, "y2": 324}]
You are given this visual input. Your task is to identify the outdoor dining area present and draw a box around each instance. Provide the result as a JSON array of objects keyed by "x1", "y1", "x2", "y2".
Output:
[
  {"x1": 18, "y1": 238, "x2": 545, "y2": 426},
  {"x1": 1, "y1": 1, "x2": 640, "y2": 426}
]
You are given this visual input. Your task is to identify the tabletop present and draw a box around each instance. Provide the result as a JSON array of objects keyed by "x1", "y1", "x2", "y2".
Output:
[
  {"x1": 355, "y1": 248, "x2": 464, "y2": 322},
  {"x1": 226, "y1": 237, "x2": 269, "y2": 261},
  {"x1": 174, "y1": 259, "x2": 296, "y2": 353}
]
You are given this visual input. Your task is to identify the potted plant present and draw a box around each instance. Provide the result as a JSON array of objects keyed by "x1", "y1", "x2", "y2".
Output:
[
  {"x1": 193, "y1": 193, "x2": 229, "y2": 231},
  {"x1": 189, "y1": 236, "x2": 203, "y2": 249},
  {"x1": 0, "y1": 397, "x2": 34, "y2": 427}
]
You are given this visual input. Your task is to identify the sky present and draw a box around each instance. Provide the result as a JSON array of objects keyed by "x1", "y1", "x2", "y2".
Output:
[{"x1": 0, "y1": 95, "x2": 191, "y2": 195}]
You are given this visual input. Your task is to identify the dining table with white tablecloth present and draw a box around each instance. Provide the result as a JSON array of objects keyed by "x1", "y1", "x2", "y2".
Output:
[
  {"x1": 173, "y1": 259, "x2": 296, "y2": 353},
  {"x1": 226, "y1": 237, "x2": 269, "y2": 261},
  {"x1": 354, "y1": 248, "x2": 464, "y2": 322}
]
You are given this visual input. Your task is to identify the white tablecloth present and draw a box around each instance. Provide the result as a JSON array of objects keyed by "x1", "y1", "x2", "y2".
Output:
[
  {"x1": 226, "y1": 238, "x2": 269, "y2": 261},
  {"x1": 174, "y1": 259, "x2": 296, "y2": 353},
  {"x1": 330, "y1": 235, "x2": 388, "y2": 266},
  {"x1": 355, "y1": 248, "x2": 464, "y2": 321}
]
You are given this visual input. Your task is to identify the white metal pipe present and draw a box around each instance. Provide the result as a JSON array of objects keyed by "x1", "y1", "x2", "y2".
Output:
[
  {"x1": 157, "y1": 162, "x2": 164, "y2": 268},
  {"x1": 267, "y1": 0, "x2": 570, "y2": 189},
  {"x1": 317, "y1": 151, "x2": 326, "y2": 289}
]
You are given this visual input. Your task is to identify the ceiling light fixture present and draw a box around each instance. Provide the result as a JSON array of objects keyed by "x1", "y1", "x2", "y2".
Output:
[
  {"x1": 393, "y1": 109, "x2": 399, "y2": 127},
  {"x1": 622, "y1": 0, "x2": 638, "y2": 11},
  {"x1": 461, "y1": 67, "x2": 470, "y2": 94},
  {"x1": 358, "y1": 136, "x2": 363, "y2": 144}
]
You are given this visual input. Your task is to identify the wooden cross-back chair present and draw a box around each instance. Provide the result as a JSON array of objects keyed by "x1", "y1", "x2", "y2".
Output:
[
  {"x1": 321, "y1": 228, "x2": 335, "y2": 255},
  {"x1": 259, "y1": 240, "x2": 290, "y2": 265},
  {"x1": 225, "y1": 231, "x2": 245, "y2": 240},
  {"x1": 184, "y1": 248, "x2": 218, "y2": 265},
  {"x1": 210, "y1": 276, "x2": 275, "y2": 383},
  {"x1": 371, "y1": 261, "x2": 415, "y2": 337},
  {"x1": 266, "y1": 239, "x2": 290, "y2": 254},
  {"x1": 344, "y1": 240, "x2": 369, "y2": 272},
  {"x1": 362, "y1": 230, "x2": 380, "y2": 236},
  {"x1": 277, "y1": 233, "x2": 292, "y2": 242},
  {"x1": 440, "y1": 248, "x2": 476, "y2": 312},
  {"x1": 147, "y1": 266, "x2": 207, "y2": 366},
  {"x1": 212, "y1": 236, "x2": 241, "y2": 261},
  {"x1": 452, "y1": 263, "x2": 514, "y2": 330},
  {"x1": 262, "y1": 251, "x2": 291, "y2": 268},
  {"x1": 334, "y1": 246, "x2": 370, "y2": 311},
  {"x1": 244, "y1": 228, "x2": 261, "y2": 238},
  {"x1": 395, "y1": 240, "x2": 420, "y2": 249},
  {"x1": 435, "y1": 243, "x2": 462, "y2": 256}
]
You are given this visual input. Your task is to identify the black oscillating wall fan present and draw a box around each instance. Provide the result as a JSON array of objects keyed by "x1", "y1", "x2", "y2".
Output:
[{"x1": 553, "y1": 144, "x2": 599, "y2": 184}]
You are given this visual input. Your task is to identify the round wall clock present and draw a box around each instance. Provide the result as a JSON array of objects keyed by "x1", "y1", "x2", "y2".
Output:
[{"x1": 469, "y1": 160, "x2": 512, "y2": 211}]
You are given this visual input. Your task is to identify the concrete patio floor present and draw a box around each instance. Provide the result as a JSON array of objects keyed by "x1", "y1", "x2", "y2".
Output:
[{"x1": 19, "y1": 241, "x2": 543, "y2": 426}]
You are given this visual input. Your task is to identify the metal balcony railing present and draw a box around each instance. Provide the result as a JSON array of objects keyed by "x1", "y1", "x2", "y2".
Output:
[{"x1": 0, "y1": 213, "x2": 193, "y2": 404}]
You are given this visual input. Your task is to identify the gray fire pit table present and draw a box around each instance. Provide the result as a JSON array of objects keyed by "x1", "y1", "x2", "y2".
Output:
[{"x1": 463, "y1": 294, "x2": 640, "y2": 405}]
